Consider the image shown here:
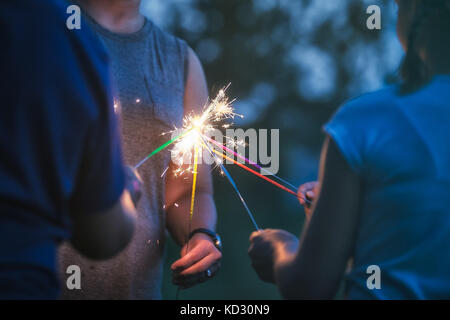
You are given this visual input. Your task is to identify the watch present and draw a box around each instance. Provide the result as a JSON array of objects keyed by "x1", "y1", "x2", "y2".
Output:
[{"x1": 188, "y1": 228, "x2": 222, "y2": 252}]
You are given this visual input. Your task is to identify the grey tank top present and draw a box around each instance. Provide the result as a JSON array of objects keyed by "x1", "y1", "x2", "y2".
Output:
[{"x1": 58, "y1": 15, "x2": 188, "y2": 299}]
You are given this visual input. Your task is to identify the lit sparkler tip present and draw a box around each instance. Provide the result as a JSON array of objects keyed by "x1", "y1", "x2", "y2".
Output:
[{"x1": 169, "y1": 85, "x2": 237, "y2": 176}]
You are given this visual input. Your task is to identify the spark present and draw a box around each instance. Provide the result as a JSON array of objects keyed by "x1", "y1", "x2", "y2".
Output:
[
  {"x1": 161, "y1": 166, "x2": 169, "y2": 178},
  {"x1": 168, "y1": 84, "x2": 241, "y2": 175}
]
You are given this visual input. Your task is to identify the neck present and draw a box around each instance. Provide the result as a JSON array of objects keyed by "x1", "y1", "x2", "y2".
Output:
[{"x1": 78, "y1": 0, "x2": 144, "y2": 34}]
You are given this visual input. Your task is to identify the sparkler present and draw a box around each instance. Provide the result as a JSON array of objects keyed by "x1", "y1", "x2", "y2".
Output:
[
  {"x1": 134, "y1": 84, "x2": 310, "y2": 233},
  {"x1": 131, "y1": 85, "x2": 313, "y2": 300},
  {"x1": 134, "y1": 129, "x2": 192, "y2": 170},
  {"x1": 202, "y1": 137, "x2": 260, "y2": 230},
  {"x1": 210, "y1": 146, "x2": 298, "y2": 197},
  {"x1": 202, "y1": 135, "x2": 311, "y2": 205},
  {"x1": 204, "y1": 135, "x2": 301, "y2": 193},
  {"x1": 189, "y1": 145, "x2": 200, "y2": 221},
  {"x1": 169, "y1": 84, "x2": 240, "y2": 176}
]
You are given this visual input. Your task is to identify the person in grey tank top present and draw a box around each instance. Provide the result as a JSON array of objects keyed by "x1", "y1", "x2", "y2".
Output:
[{"x1": 59, "y1": 0, "x2": 222, "y2": 299}]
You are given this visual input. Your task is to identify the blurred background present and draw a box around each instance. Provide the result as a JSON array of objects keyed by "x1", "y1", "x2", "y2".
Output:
[{"x1": 140, "y1": 0, "x2": 403, "y2": 299}]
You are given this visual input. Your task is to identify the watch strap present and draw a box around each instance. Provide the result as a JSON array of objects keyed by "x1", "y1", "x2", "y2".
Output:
[{"x1": 188, "y1": 228, "x2": 222, "y2": 252}]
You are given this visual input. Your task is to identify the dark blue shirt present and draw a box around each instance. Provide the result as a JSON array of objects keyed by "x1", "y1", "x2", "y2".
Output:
[
  {"x1": 325, "y1": 76, "x2": 450, "y2": 299},
  {"x1": 0, "y1": 0, "x2": 125, "y2": 298}
]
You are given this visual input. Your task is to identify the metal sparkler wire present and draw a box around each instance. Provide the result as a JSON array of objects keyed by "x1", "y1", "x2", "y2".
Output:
[
  {"x1": 202, "y1": 137, "x2": 260, "y2": 230},
  {"x1": 207, "y1": 144, "x2": 312, "y2": 205},
  {"x1": 210, "y1": 147, "x2": 296, "y2": 196},
  {"x1": 176, "y1": 145, "x2": 200, "y2": 300},
  {"x1": 189, "y1": 145, "x2": 200, "y2": 221},
  {"x1": 134, "y1": 128, "x2": 193, "y2": 170},
  {"x1": 204, "y1": 135, "x2": 299, "y2": 191}
]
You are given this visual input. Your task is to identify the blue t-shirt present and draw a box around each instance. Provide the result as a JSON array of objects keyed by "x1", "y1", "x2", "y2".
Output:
[
  {"x1": 324, "y1": 75, "x2": 450, "y2": 299},
  {"x1": 0, "y1": 1, "x2": 125, "y2": 298}
]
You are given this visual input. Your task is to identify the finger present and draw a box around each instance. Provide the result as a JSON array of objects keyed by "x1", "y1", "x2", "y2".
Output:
[
  {"x1": 297, "y1": 182, "x2": 311, "y2": 194},
  {"x1": 298, "y1": 193, "x2": 306, "y2": 205},
  {"x1": 248, "y1": 243, "x2": 255, "y2": 258},
  {"x1": 177, "y1": 252, "x2": 220, "y2": 277},
  {"x1": 249, "y1": 231, "x2": 261, "y2": 242},
  {"x1": 298, "y1": 181, "x2": 317, "y2": 194},
  {"x1": 171, "y1": 244, "x2": 209, "y2": 271},
  {"x1": 174, "y1": 260, "x2": 220, "y2": 282},
  {"x1": 248, "y1": 242, "x2": 266, "y2": 260},
  {"x1": 173, "y1": 261, "x2": 221, "y2": 287},
  {"x1": 250, "y1": 261, "x2": 274, "y2": 283},
  {"x1": 208, "y1": 260, "x2": 221, "y2": 278},
  {"x1": 248, "y1": 239, "x2": 262, "y2": 259},
  {"x1": 306, "y1": 190, "x2": 315, "y2": 199},
  {"x1": 251, "y1": 228, "x2": 271, "y2": 241}
]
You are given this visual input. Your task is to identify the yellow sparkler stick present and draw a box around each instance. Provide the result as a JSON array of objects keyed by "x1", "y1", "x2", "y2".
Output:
[{"x1": 189, "y1": 145, "x2": 200, "y2": 220}]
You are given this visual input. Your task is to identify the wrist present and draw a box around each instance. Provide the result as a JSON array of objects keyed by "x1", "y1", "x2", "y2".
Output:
[
  {"x1": 190, "y1": 232, "x2": 212, "y2": 243},
  {"x1": 275, "y1": 238, "x2": 298, "y2": 263},
  {"x1": 188, "y1": 228, "x2": 222, "y2": 252},
  {"x1": 275, "y1": 241, "x2": 297, "y2": 272}
]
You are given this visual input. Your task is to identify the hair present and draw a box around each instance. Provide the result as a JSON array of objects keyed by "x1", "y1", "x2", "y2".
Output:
[{"x1": 399, "y1": 0, "x2": 450, "y2": 93}]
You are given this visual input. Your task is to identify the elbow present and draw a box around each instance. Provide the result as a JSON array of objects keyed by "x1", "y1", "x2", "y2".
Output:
[
  {"x1": 71, "y1": 241, "x2": 117, "y2": 261},
  {"x1": 71, "y1": 221, "x2": 134, "y2": 260},
  {"x1": 70, "y1": 207, "x2": 136, "y2": 261}
]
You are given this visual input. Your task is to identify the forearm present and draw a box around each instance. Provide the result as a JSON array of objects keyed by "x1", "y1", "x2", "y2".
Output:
[
  {"x1": 166, "y1": 191, "x2": 217, "y2": 246},
  {"x1": 272, "y1": 239, "x2": 301, "y2": 296},
  {"x1": 272, "y1": 222, "x2": 322, "y2": 299},
  {"x1": 71, "y1": 190, "x2": 135, "y2": 260},
  {"x1": 274, "y1": 217, "x2": 343, "y2": 299}
]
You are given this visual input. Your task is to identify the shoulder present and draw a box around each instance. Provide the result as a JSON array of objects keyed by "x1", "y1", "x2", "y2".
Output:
[
  {"x1": 324, "y1": 85, "x2": 402, "y2": 174},
  {"x1": 3, "y1": 0, "x2": 108, "y2": 85},
  {"x1": 327, "y1": 85, "x2": 406, "y2": 134},
  {"x1": 17, "y1": 0, "x2": 109, "y2": 66},
  {"x1": 336, "y1": 85, "x2": 400, "y2": 119},
  {"x1": 146, "y1": 19, "x2": 188, "y2": 57}
]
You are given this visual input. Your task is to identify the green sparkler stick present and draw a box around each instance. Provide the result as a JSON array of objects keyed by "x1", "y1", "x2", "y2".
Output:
[{"x1": 134, "y1": 129, "x2": 192, "y2": 170}]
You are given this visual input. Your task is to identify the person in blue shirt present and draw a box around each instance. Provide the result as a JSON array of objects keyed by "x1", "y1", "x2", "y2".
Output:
[
  {"x1": 0, "y1": 0, "x2": 140, "y2": 299},
  {"x1": 249, "y1": 0, "x2": 450, "y2": 299}
]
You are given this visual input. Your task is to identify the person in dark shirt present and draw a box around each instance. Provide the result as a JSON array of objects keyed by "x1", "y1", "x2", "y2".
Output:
[
  {"x1": 248, "y1": 0, "x2": 450, "y2": 299},
  {"x1": 0, "y1": 0, "x2": 139, "y2": 299}
]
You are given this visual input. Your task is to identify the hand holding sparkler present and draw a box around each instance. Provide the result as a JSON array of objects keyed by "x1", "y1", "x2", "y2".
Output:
[
  {"x1": 297, "y1": 181, "x2": 319, "y2": 219},
  {"x1": 248, "y1": 229, "x2": 299, "y2": 284},
  {"x1": 171, "y1": 232, "x2": 222, "y2": 289}
]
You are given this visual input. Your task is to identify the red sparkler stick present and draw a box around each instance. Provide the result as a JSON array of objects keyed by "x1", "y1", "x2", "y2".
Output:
[{"x1": 210, "y1": 148, "x2": 298, "y2": 197}]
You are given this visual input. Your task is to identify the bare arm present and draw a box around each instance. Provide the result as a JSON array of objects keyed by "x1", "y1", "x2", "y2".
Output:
[
  {"x1": 70, "y1": 190, "x2": 136, "y2": 260},
  {"x1": 165, "y1": 47, "x2": 217, "y2": 245},
  {"x1": 249, "y1": 136, "x2": 361, "y2": 299},
  {"x1": 276, "y1": 136, "x2": 361, "y2": 298},
  {"x1": 165, "y1": 47, "x2": 221, "y2": 287},
  {"x1": 70, "y1": 166, "x2": 141, "y2": 260}
]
